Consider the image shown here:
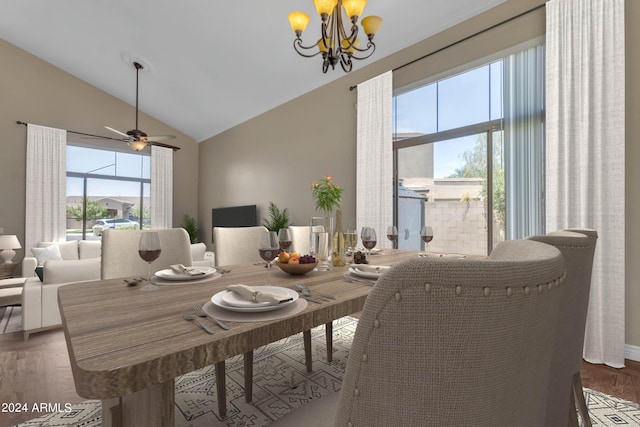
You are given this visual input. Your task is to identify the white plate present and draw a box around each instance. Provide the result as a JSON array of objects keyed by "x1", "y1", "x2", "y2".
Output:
[
  {"x1": 348, "y1": 248, "x2": 383, "y2": 255},
  {"x1": 222, "y1": 286, "x2": 293, "y2": 308},
  {"x1": 348, "y1": 265, "x2": 391, "y2": 279},
  {"x1": 211, "y1": 286, "x2": 298, "y2": 313},
  {"x1": 418, "y1": 253, "x2": 466, "y2": 259},
  {"x1": 155, "y1": 267, "x2": 217, "y2": 281}
]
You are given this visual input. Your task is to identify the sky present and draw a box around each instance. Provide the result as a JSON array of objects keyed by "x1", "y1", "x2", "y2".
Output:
[{"x1": 394, "y1": 60, "x2": 503, "y2": 177}]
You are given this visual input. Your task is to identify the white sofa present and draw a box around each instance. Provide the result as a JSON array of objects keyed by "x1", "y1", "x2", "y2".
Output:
[{"x1": 21, "y1": 240, "x2": 214, "y2": 340}]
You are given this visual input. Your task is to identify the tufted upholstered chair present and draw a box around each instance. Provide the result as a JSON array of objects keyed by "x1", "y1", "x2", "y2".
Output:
[
  {"x1": 101, "y1": 228, "x2": 193, "y2": 280},
  {"x1": 527, "y1": 229, "x2": 598, "y2": 427},
  {"x1": 272, "y1": 239, "x2": 566, "y2": 427}
]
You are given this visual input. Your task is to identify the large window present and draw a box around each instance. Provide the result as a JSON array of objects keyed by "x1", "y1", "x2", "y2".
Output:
[
  {"x1": 66, "y1": 145, "x2": 151, "y2": 241},
  {"x1": 393, "y1": 44, "x2": 545, "y2": 255}
]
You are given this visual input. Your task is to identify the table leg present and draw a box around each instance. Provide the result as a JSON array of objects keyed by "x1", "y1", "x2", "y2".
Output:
[
  {"x1": 244, "y1": 350, "x2": 254, "y2": 403},
  {"x1": 325, "y1": 322, "x2": 333, "y2": 362},
  {"x1": 303, "y1": 330, "x2": 312, "y2": 372},
  {"x1": 102, "y1": 379, "x2": 174, "y2": 427},
  {"x1": 215, "y1": 361, "x2": 227, "y2": 418}
]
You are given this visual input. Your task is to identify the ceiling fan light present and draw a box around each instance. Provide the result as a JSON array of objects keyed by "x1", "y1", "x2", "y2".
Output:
[
  {"x1": 361, "y1": 15, "x2": 382, "y2": 36},
  {"x1": 288, "y1": 11, "x2": 310, "y2": 33},
  {"x1": 313, "y1": 0, "x2": 338, "y2": 16},
  {"x1": 129, "y1": 140, "x2": 148, "y2": 152},
  {"x1": 342, "y1": 0, "x2": 367, "y2": 19}
]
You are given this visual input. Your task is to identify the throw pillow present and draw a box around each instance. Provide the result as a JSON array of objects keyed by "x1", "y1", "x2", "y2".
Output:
[
  {"x1": 34, "y1": 266, "x2": 44, "y2": 281},
  {"x1": 32, "y1": 245, "x2": 63, "y2": 267}
]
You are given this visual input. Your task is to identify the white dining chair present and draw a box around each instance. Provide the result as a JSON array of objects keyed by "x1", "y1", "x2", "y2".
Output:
[{"x1": 212, "y1": 226, "x2": 268, "y2": 266}]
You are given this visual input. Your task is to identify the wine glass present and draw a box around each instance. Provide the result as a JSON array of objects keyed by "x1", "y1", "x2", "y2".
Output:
[
  {"x1": 138, "y1": 232, "x2": 161, "y2": 291},
  {"x1": 360, "y1": 227, "x2": 377, "y2": 257},
  {"x1": 278, "y1": 228, "x2": 292, "y2": 252},
  {"x1": 421, "y1": 226, "x2": 434, "y2": 252},
  {"x1": 387, "y1": 225, "x2": 398, "y2": 248},
  {"x1": 259, "y1": 231, "x2": 279, "y2": 284}
]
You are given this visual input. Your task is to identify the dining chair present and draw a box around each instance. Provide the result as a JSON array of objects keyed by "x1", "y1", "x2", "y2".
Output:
[
  {"x1": 528, "y1": 229, "x2": 598, "y2": 427},
  {"x1": 100, "y1": 228, "x2": 193, "y2": 280},
  {"x1": 212, "y1": 226, "x2": 269, "y2": 267},
  {"x1": 272, "y1": 239, "x2": 566, "y2": 427}
]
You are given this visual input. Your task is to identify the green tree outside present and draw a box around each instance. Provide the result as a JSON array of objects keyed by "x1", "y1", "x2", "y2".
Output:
[{"x1": 66, "y1": 199, "x2": 109, "y2": 222}]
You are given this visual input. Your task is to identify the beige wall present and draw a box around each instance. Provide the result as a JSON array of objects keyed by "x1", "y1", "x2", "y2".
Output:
[
  {"x1": 0, "y1": 38, "x2": 200, "y2": 264},
  {"x1": 198, "y1": 0, "x2": 640, "y2": 352}
]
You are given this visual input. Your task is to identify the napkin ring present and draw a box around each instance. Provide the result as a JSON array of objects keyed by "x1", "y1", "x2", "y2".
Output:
[{"x1": 251, "y1": 291, "x2": 259, "y2": 302}]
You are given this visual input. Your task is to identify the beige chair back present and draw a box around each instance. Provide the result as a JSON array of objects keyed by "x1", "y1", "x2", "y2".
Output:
[
  {"x1": 101, "y1": 228, "x2": 193, "y2": 280},
  {"x1": 288, "y1": 225, "x2": 323, "y2": 255},
  {"x1": 335, "y1": 239, "x2": 566, "y2": 427},
  {"x1": 527, "y1": 229, "x2": 598, "y2": 426},
  {"x1": 212, "y1": 226, "x2": 268, "y2": 266}
]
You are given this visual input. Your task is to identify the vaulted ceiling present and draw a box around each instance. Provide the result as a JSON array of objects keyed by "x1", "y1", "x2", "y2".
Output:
[{"x1": 0, "y1": 0, "x2": 504, "y2": 142}]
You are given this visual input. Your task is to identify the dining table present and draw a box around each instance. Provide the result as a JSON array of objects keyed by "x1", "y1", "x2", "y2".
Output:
[{"x1": 57, "y1": 249, "x2": 416, "y2": 427}]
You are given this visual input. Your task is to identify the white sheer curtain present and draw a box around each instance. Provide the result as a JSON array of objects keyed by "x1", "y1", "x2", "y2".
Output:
[
  {"x1": 504, "y1": 44, "x2": 545, "y2": 240},
  {"x1": 151, "y1": 146, "x2": 173, "y2": 229},
  {"x1": 25, "y1": 124, "x2": 67, "y2": 252},
  {"x1": 356, "y1": 71, "x2": 393, "y2": 248},
  {"x1": 546, "y1": 0, "x2": 625, "y2": 367}
]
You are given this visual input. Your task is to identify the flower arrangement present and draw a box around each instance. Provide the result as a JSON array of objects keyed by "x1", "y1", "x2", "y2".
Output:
[{"x1": 311, "y1": 175, "x2": 344, "y2": 213}]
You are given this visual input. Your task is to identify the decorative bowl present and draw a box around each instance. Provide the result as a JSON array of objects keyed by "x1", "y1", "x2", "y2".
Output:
[{"x1": 276, "y1": 261, "x2": 317, "y2": 276}]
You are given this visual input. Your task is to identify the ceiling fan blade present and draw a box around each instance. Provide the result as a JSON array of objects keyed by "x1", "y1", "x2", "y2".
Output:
[
  {"x1": 147, "y1": 135, "x2": 176, "y2": 142},
  {"x1": 148, "y1": 140, "x2": 180, "y2": 150},
  {"x1": 105, "y1": 126, "x2": 131, "y2": 139}
]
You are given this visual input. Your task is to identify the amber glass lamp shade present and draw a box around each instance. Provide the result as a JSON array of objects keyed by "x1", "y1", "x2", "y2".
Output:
[
  {"x1": 361, "y1": 15, "x2": 382, "y2": 36},
  {"x1": 313, "y1": 0, "x2": 338, "y2": 16},
  {"x1": 341, "y1": 38, "x2": 360, "y2": 53},
  {"x1": 342, "y1": 0, "x2": 367, "y2": 18},
  {"x1": 288, "y1": 11, "x2": 311, "y2": 33},
  {"x1": 317, "y1": 39, "x2": 330, "y2": 53}
]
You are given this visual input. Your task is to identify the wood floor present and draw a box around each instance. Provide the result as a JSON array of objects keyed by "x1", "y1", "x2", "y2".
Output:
[{"x1": 1, "y1": 328, "x2": 639, "y2": 427}]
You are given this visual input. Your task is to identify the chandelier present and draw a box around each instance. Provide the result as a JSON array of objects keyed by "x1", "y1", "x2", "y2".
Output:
[{"x1": 287, "y1": 0, "x2": 382, "y2": 73}]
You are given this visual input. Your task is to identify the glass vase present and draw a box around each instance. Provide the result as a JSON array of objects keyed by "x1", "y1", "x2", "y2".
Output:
[{"x1": 310, "y1": 216, "x2": 333, "y2": 271}]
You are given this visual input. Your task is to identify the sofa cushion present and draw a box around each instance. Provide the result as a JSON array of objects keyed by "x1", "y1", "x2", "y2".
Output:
[
  {"x1": 79, "y1": 240, "x2": 101, "y2": 259},
  {"x1": 36, "y1": 241, "x2": 79, "y2": 260},
  {"x1": 43, "y1": 258, "x2": 101, "y2": 285},
  {"x1": 31, "y1": 245, "x2": 62, "y2": 266}
]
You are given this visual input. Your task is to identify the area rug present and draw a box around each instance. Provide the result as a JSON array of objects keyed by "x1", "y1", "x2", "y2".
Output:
[
  {"x1": 11, "y1": 316, "x2": 640, "y2": 427},
  {"x1": 0, "y1": 305, "x2": 22, "y2": 334}
]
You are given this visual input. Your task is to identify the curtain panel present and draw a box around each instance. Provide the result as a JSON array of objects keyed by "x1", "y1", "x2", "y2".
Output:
[
  {"x1": 356, "y1": 71, "x2": 393, "y2": 248},
  {"x1": 25, "y1": 124, "x2": 67, "y2": 253},
  {"x1": 151, "y1": 146, "x2": 173, "y2": 229},
  {"x1": 546, "y1": 0, "x2": 625, "y2": 367}
]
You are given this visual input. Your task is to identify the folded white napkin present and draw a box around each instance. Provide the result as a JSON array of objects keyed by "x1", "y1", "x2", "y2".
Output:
[
  {"x1": 226, "y1": 284, "x2": 291, "y2": 304},
  {"x1": 350, "y1": 264, "x2": 390, "y2": 274},
  {"x1": 170, "y1": 264, "x2": 205, "y2": 276}
]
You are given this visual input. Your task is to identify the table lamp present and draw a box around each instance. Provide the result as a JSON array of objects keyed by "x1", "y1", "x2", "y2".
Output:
[{"x1": 0, "y1": 235, "x2": 21, "y2": 264}]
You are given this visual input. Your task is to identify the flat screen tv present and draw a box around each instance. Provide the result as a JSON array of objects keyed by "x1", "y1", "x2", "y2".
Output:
[{"x1": 212, "y1": 204, "x2": 258, "y2": 236}]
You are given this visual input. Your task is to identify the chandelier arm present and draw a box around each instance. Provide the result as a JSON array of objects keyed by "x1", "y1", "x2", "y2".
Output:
[
  {"x1": 340, "y1": 53, "x2": 353, "y2": 73},
  {"x1": 293, "y1": 38, "x2": 323, "y2": 58},
  {"x1": 349, "y1": 42, "x2": 376, "y2": 60},
  {"x1": 339, "y1": 20, "x2": 359, "y2": 48}
]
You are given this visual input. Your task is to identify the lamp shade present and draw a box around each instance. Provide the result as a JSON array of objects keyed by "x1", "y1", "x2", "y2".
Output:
[
  {"x1": 129, "y1": 140, "x2": 148, "y2": 152},
  {"x1": 341, "y1": 37, "x2": 360, "y2": 53},
  {"x1": 288, "y1": 11, "x2": 310, "y2": 33},
  {"x1": 0, "y1": 235, "x2": 21, "y2": 250},
  {"x1": 361, "y1": 15, "x2": 382, "y2": 36},
  {"x1": 317, "y1": 38, "x2": 330, "y2": 53},
  {"x1": 342, "y1": 0, "x2": 367, "y2": 18},
  {"x1": 313, "y1": 0, "x2": 338, "y2": 16}
]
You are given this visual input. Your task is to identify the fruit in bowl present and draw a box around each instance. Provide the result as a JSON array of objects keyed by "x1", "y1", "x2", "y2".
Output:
[{"x1": 276, "y1": 252, "x2": 317, "y2": 275}]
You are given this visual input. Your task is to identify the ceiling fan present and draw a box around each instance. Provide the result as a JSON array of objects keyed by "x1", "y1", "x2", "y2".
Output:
[{"x1": 105, "y1": 61, "x2": 178, "y2": 151}]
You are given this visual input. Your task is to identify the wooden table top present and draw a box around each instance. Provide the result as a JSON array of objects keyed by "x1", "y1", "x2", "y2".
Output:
[{"x1": 58, "y1": 249, "x2": 415, "y2": 400}]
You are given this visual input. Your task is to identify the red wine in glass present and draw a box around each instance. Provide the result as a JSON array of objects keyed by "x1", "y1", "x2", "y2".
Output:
[
  {"x1": 259, "y1": 231, "x2": 279, "y2": 284},
  {"x1": 387, "y1": 226, "x2": 398, "y2": 244},
  {"x1": 139, "y1": 249, "x2": 161, "y2": 262},
  {"x1": 259, "y1": 248, "x2": 278, "y2": 261},
  {"x1": 360, "y1": 227, "x2": 377, "y2": 256},
  {"x1": 362, "y1": 240, "x2": 377, "y2": 250},
  {"x1": 420, "y1": 226, "x2": 434, "y2": 252},
  {"x1": 279, "y1": 240, "x2": 292, "y2": 251}
]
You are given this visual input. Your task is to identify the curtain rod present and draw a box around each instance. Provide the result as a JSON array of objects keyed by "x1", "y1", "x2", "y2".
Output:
[
  {"x1": 15, "y1": 121, "x2": 180, "y2": 151},
  {"x1": 349, "y1": 3, "x2": 545, "y2": 91}
]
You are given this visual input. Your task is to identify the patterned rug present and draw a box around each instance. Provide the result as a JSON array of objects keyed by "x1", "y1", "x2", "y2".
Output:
[
  {"x1": 0, "y1": 305, "x2": 22, "y2": 334},
  {"x1": 7, "y1": 315, "x2": 640, "y2": 427}
]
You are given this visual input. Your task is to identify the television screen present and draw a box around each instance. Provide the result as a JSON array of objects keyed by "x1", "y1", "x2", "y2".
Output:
[{"x1": 211, "y1": 205, "x2": 258, "y2": 241}]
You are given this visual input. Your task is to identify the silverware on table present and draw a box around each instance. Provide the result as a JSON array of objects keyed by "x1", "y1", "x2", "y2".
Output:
[
  {"x1": 295, "y1": 283, "x2": 335, "y2": 300},
  {"x1": 182, "y1": 309, "x2": 215, "y2": 334},
  {"x1": 193, "y1": 304, "x2": 230, "y2": 330}
]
